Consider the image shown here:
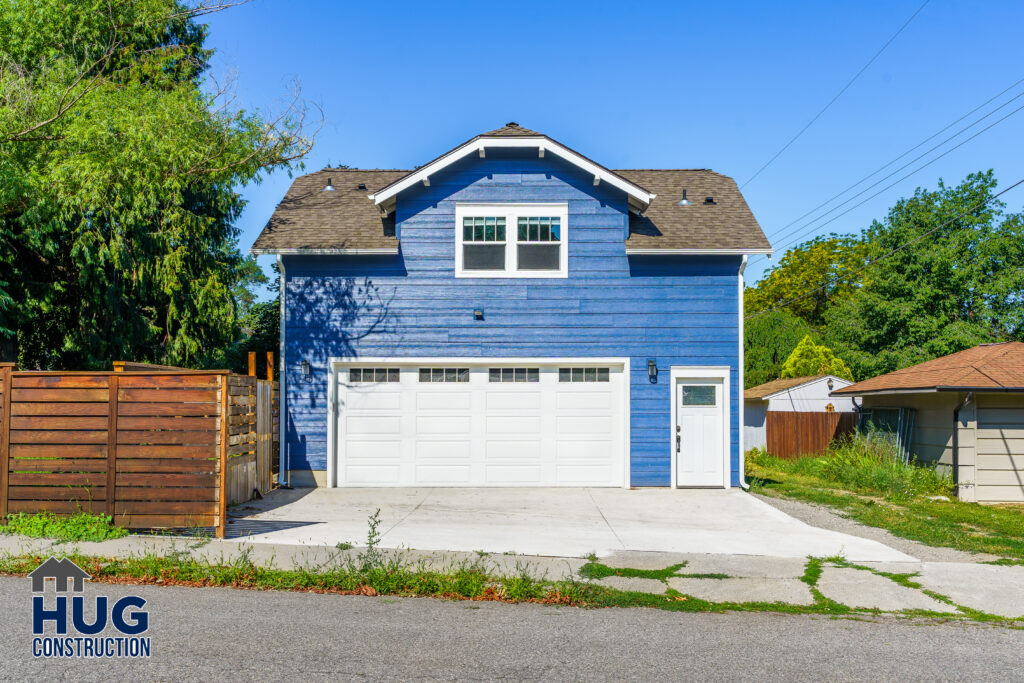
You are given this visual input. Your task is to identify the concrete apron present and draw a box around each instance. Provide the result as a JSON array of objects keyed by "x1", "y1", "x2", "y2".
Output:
[{"x1": 226, "y1": 487, "x2": 916, "y2": 563}]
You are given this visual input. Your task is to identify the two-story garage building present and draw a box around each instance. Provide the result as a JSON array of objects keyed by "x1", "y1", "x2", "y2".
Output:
[{"x1": 252, "y1": 123, "x2": 771, "y2": 489}]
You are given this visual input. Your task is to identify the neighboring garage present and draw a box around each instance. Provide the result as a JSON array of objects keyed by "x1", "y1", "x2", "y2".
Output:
[
  {"x1": 833, "y1": 342, "x2": 1024, "y2": 503},
  {"x1": 328, "y1": 360, "x2": 627, "y2": 487}
]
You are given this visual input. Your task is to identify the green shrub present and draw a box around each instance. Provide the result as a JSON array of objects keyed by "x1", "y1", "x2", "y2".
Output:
[
  {"x1": 749, "y1": 433, "x2": 954, "y2": 501},
  {"x1": 3, "y1": 512, "x2": 129, "y2": 542}
]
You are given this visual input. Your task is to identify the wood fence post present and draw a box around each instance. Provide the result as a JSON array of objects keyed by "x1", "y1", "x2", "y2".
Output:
[
  {"x1": 266, "y1": 352, "x2": 274, "y2": 382},
  {"x1": 112, "y1": 361, "x2": 125, "y2": 373},
  {"x1": 106, "y1": 374, "x2": 119, "y2": 519},
  {"x1": 248, "y1": 352, "x2": 256, "y2": 377},
  {"x1": 217, "y1": 373, "x2": 229, "y2": 538},
  {"x1": 0, "y1": 364, "x2": 13, "y2": 521}
]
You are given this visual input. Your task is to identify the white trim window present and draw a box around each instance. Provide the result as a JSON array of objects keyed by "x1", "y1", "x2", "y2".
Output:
[{"x1": 455, "y1": 203, "x2": 568, "y2": 278}]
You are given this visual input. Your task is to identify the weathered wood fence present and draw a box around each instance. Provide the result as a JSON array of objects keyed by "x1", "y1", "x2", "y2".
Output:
[
  {"x1": 765, "y1": 411, "x2": 858, "y2": 459},
  {"x1": 0, "y1": 364, "x2": 278, "y2": 537}
]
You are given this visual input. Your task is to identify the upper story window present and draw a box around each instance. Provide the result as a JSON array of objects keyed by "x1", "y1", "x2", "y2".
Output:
[{"x1": 455, "y1": 204, "x2": 568, "y2": 278}]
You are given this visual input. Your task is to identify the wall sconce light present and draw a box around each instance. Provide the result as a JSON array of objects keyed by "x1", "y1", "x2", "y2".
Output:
[
  {"x1": 647, "y1": 359, "x2": 657, "y2": 383},
  {"x1": 474, "y1": 309, "x2": 484, "y2": 321},
  {"x1": 301, "y1": 359, "x2": 311, "y2": 380},
  {"x1": 827, "y1": 377, "x2": 834, "y2": 391}
]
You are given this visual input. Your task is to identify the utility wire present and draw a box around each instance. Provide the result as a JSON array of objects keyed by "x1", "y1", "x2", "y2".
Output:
[
  {"x1": 759, "y1": 75, "x2": 1024, "y2": 245},
  {"x1": 753, "y1": 98, "x2": 1024, "y2": 260},
  {"x1": 740, "y1": 0, "x2": 930, "y2": 189},
  {"x1": 744, "y1": 176, "x2": 1024, "y2": 322},
  {"x1": 752, "y1": 82, "x2": 1024, "y2": 260}
]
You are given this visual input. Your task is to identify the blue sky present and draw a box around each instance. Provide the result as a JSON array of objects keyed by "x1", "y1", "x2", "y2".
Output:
[{"x1": 203, "y1": 0, "x2": 1024, "y2": 295}]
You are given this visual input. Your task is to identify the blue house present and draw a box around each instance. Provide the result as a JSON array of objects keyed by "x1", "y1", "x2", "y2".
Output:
[{"x1": 252, "y1": 123, "x2": 771, "y2": 489}]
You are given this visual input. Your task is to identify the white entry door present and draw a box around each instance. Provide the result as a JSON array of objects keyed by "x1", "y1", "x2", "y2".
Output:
[
  {"x1": 675, "y1": 378, "x2": 725, "y2": 487},
  {"x1": 333, "y1": 362, "x2": 625, "y2": 487}
]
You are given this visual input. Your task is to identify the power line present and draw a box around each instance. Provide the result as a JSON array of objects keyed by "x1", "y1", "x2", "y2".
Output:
[
  {"x1": 753, "y1": 98, "x2": 1024, "y2": 259},
  {"x1": 740, "y1": 0, "x2": 929, "y2": 190},
  {"x1": 744, "y1": 176, "x2": 1024, "y2": 322},
  {"x1": 759, "y1": 75, "x2": 1024, "y2": 246},
  {"x1": 752, "y1": 82, "x2": 1024, "y2": 259}
]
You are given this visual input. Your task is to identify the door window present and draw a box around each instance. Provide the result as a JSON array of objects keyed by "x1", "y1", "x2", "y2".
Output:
[{"x1": 681, "y1": 385, "x2": 716, "y2": 406}]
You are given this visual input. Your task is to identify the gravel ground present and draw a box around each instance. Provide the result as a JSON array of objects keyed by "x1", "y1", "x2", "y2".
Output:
[{"x1": 750, "y1": 491, "x2": 1000, "y2": 563}]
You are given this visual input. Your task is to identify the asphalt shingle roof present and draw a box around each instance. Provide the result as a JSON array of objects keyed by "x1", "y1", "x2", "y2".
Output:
[
  {"x1": 252, "y1": 124, "x2": 770, "y2": 254},
  {"x1": 833, "y1": 342, "x2": 1024, "y2": 395},
  {"x1": 744, "y1": 375, "x2": 825, "y2": 400}
]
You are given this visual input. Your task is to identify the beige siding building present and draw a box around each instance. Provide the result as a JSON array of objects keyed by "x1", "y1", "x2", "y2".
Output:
[{"x1": 834, "y1": 343, "x2": 1024, "y2": 503}]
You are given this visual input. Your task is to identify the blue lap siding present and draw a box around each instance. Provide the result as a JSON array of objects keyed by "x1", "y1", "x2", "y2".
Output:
[{"x1": 283, "y1": 150, "x2": 742, "y2": 486}]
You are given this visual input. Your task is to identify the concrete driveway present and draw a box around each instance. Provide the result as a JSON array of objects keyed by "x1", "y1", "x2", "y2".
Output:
[{"x1": 228, "y1": 488, "x2": 915, "y2": 562}]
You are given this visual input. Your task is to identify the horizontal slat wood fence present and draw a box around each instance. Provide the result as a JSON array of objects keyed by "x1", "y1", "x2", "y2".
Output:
[
  {"x1": 765, "y1": 411, "x2": 859, "y2": 459},
  {"x1": 0, "y1": 365, "x2": 279, "y2": 537}
]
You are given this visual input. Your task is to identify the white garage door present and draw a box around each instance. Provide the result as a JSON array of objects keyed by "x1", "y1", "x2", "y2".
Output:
[{"x1": 333, "y1": 363, "x2": 625, "y2": 487}]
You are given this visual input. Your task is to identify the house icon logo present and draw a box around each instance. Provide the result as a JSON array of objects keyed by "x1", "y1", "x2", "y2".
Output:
[
  {"x1": 29, "y1": 556, "x2": 152, "y2": 659},
  {"x1": 28, "y1": 557, "x2": 92, "y2": 593}
]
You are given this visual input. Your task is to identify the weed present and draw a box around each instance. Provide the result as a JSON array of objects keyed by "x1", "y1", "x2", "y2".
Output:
[
  {"x1": 801, "y1": 558, "x2": 823, "y2": 587},
  {"x1": 358, "y1": 508, "x2": 384, "y2": 573},
  {"x1": 3, "y1": 512, "x2": 128, "y2": 542},
  {"x1": 336, "y1": 542, "x2": 354, "y2": 551},
  {"x1": 579, "y1": 562, "x2": 686, "y2": 581}
]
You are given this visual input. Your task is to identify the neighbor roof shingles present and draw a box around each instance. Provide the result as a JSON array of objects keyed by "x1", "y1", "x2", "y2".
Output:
[
  {"x1": 744, "y1": 376, "x2": 824, "y2": 400},
  {"x1": 252, "y1": 126, "x2": 771, "y2": 254},
  {"x1": 833, "y1": 342, "x2": 1024, "y2": 395}
]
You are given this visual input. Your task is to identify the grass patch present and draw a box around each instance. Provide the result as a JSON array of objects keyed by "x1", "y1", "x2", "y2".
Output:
[
  {"x1": 2, "y1": 512, "x2": 128, "y2": 542},
  {"x1": 578, "y1": 562, "x2": 686, "y2": 581},
  {"x1": 747, "y1": 440, "x2": 1024, "y2": 560}
]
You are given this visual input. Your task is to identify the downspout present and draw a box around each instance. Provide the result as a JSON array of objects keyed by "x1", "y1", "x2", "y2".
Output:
[
  {"x1": 737, "y1": 256, "x2": 749, "y2": 490},
  {"x1": 278, "y1": 255, "x2": 290, "y2": 489},
  {"x1": 952, "y1": 391, "x2": 973, "y2": 499}
]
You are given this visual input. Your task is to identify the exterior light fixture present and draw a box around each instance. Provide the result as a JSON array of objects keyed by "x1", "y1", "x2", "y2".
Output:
[
  {"x1": 323, "y1": 177, "x2": 335, "y2": 192},
  {"x1": 827, "y1": 378, "x2": 834, "y2": 391},
  {"x1": 473, "y1": 309, "x2": 484, "y2": 321},
  {"x1": 301, "y1": 359, "x2": 311, "y2": 379},
  {"x1": 647, "y1": 359, "x2": 657, "y2": 383},
  {"x1": 678, "y1": 189, "x2": 692, "y2": 206}
]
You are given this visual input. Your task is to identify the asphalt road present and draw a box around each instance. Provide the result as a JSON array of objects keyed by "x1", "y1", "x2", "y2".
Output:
[{"x1": 2, "y1": 577, "x2": 1022, "y2": 681}]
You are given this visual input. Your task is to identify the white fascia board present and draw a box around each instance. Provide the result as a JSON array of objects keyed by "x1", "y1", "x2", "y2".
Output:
[
  {"x1": 760, "y1": 375, "x2": 852, "y2": 400},
  {"x1": 251, "y1": 247, "x2": 399, "y2": 256},
  {"x1": 368, "y1": 137, "x2": 655, "y2": 208},
  {"x1": 625, "y1": 248, "x2": 775, "y2": 256}
]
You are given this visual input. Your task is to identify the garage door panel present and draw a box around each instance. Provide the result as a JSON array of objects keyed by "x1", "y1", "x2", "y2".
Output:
[
  {"x1": 416, "y1": 441, "x2": 472, "y2": 460},
  {"x1": 486, "y1": 391, "x2": 541, "y2": 410},
  {"x1": 486, "y1": 440, "x2": 542, "y2": 459},
  {"x1": 347, "y1": 416, "x2": 401, "y2": 435},
  {"x1": 557, "y1": 415, "x2": 611, "y2": 434},
  {"x1": 417, "y1": 391, "x2": 472, "y2": 410},
  {"x1": 557, "y1": 391, "x2": 611, "y2": 410},
  {"x1": 345, "y1": 465, "x2": 400, "y2": 485},
  {"x1": 486, "y1": 415, "x2": 541, "y2": 433},
  {"x1": 347, "y1": 441, "x2": 401, "y2": 459},
  {"x1": 557, "y1": 439, "x2": 612, "y2": 460},
  {"x1": 336, "y1": 362, "x2": 623, "y2": 487},
  {"x1": 346, "y1": 391, "x2": 402, "y2": 411},
  {"x1": 557, "y1": 465, "x2": 613, "y2": 484},
  {"x1": 416, "y1": 415, "x2": 471, "y2": 434}
]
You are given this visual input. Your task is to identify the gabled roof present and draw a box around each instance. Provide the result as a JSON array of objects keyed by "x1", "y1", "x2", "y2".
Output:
[
  {"x1": 745, "y1": 375, "x2": 825, "y2": 400},
  {"x1": 833, "y1": 342, "x2": 1024, "y2": 395},
  {"x1": 252, "y1": 123, "x2": 772, "y2": 255},
  {"x1": 368, "y1": 122, "x2": 656, "y2": 211}
]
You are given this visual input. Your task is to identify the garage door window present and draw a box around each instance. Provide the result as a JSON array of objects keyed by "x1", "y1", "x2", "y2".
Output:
[
  {"x1": 419, "y1": 368, "x2": 470, "y2": 383},
  {"x1": 350, "y1": 368, "x2": 400, "y2": 383},
  {"x1": 489, "y1": 368, "x2": 539, "y2": 383},
  {"x1": 559, "y1": 368, "x2": 609, "y2": 382}
]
